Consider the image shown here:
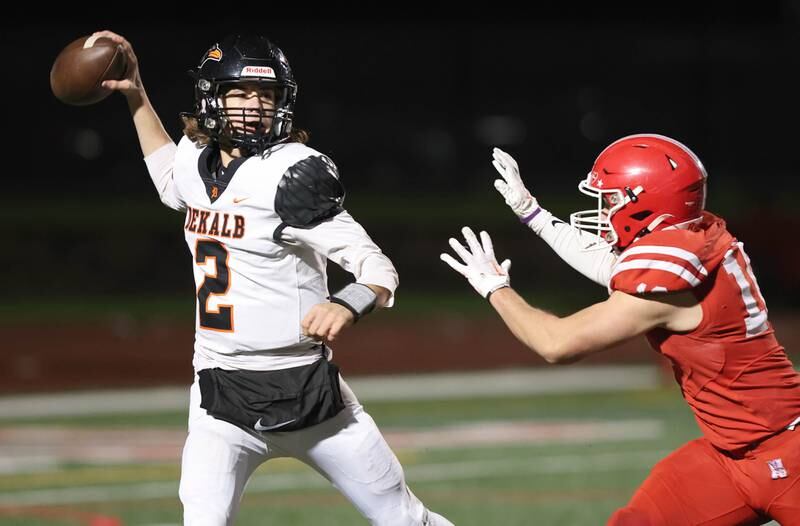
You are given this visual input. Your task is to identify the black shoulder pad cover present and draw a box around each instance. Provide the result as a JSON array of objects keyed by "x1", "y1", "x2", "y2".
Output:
[{"x1": 275, "y1": 155, "x2": 346, "y2": 231}]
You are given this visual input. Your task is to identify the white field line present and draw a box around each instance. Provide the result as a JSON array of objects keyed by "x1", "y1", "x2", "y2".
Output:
[
  {"x1": 0, "y1": 448, "x2": 670, "y2": 507},
  {"x1": 0, "y1": 419, "x2": 663, "y2": 474},
  {"x1": 0, "y1": 365, "x2": 661, "y2": 419}
]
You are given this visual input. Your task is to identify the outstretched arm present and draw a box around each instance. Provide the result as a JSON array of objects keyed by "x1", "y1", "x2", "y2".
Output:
[
  {"x1": 488, "y1": 287, "x2": 696, "y2": 363},
  {"x1": 492, "y1": 148, "x2": 618, "y2": 286},
  {"x1": 441, "y1": 227, "x2": 701, "y2": 364}
]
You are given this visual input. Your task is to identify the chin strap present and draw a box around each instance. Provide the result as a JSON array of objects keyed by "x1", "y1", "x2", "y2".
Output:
[
  {"x1": 645, "y1": 213, "x2": 674, "y2": 232},
  {"x1": 631, "y1": 213, "x2": 678, "y2": 244},
  {"x1": 627, "y1": 213, "x2": 705, "y2": 248}
]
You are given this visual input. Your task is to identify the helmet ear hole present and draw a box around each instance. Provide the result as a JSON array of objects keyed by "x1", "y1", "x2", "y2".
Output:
[{"x1": 630, "y1": 210, "x2": 653, "y2": 221}]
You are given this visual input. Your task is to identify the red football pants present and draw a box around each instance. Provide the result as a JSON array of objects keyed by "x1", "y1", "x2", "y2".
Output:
[{"x1": 608, "y1": 428, "x2": 800, "y2": 525}]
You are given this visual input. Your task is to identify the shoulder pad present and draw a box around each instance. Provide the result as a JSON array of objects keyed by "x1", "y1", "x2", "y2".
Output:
[
  {"x1": 274, "y1": 155, "x2": 345, "y2": 235},
  {"x1": 609, "y1": 223, "x2": 733, "y2": 294}
]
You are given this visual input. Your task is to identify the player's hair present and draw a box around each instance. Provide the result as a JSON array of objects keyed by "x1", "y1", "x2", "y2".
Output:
[{"x1": 180, "y1": 115, "x2": 309, "y2": 147}]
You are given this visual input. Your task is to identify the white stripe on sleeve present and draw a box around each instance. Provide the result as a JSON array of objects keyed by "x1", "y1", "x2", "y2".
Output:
[
  {"x1": 614, "y1": 245, "x2": 708, "y2": 276},
  {"x1": 611, "y1": 259, "x2": 702, "y2": 288}
]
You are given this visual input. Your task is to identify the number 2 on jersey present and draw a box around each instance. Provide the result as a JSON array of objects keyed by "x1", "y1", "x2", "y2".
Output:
[
  {"x1": 195, "y1": 239, "x2": 233, "y2": 332},
  {"x1": 722, "y1": 242, "x2": 768, "y2": 337}
]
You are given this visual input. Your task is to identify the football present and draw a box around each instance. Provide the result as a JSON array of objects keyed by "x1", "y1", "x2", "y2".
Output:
[{"x1": 50, "y1": 35, "x2": 127, "y2": 106}]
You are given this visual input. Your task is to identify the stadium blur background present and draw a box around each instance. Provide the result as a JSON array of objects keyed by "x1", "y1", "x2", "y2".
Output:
[
  {"x1": 1, "y1": 5, "x2": 799, "y2": 524},
  {"x1": 7, "y1": 6, "x2": 800, "y2": 388}
]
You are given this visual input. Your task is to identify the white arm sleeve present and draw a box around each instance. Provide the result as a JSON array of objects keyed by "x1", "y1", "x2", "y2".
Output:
[
  {"x1": 283, "y1": 211, "x2": 399, "y2": 306},
  {"x1": 143, "y1": 141, "x2": 184, "y2": 211},
  {"x1": 526, "y1": 207, "x2": 617, "y2": 287}
]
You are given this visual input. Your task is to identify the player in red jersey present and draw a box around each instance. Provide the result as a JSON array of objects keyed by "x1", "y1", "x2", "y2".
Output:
[{"x1": 441, "y1": 134, "x2": 800, "y2": 525}]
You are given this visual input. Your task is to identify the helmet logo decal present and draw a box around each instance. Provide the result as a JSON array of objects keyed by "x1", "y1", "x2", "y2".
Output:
[
  {"x1": 200, "y1": 44, "x2": 223, "y2": 67},
  {"x1": 240, "y1": 66, "x2": 276, "y2": 78}
]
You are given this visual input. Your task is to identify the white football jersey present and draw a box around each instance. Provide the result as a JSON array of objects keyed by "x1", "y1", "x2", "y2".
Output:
[{"x1": 144, "y1": 137, "x2": 398, "y2": 371}]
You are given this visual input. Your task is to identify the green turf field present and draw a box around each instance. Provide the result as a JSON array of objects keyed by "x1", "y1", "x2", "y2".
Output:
[{"x1": 0, "y1": 386, "x2": 700, "y2": 525}]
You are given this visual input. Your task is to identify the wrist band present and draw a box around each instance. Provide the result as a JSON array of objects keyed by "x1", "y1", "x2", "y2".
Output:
[
  {"x1": 520, "y1": 207, "x2": 542, "y2": 224},
  {"x1": 330, "y1": 283, "x2": 377, "y2": 322}
]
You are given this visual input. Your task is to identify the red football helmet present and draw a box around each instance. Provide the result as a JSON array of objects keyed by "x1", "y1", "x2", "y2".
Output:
[{"x1": 570, "y1": 134, "x2": 707, "y2": 250}]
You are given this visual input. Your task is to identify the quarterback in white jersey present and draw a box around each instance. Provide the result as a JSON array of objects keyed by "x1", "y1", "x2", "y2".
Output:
[
  {"x1": 159, "y1": 136, "x2": 399, "y2": 372},
  {"x1": 97, "y1": 30, "x2": 452, "y2": 526}
]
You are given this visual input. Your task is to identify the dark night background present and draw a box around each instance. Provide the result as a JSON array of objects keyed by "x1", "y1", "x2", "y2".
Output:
[{"x1": 3, "y1": 4, "x2": 800, "y2": 320}]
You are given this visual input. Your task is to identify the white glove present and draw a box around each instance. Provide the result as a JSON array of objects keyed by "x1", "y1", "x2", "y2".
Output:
[
  {"x1": 492, "y1": 147, "x2": 541, "y2": 223},
  {"x1": 440, "y1": 227, "x2": 511, "y2": 299}
]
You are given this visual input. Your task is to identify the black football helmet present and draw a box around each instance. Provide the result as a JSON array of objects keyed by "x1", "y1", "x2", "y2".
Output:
[{"x1": 188, "y1": 34, "x2": 297, "y2": 154}]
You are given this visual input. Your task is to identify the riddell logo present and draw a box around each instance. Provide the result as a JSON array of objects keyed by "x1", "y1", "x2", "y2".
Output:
[{"x1": 241, "y1": 66, "x2": 276, "y2": 78}]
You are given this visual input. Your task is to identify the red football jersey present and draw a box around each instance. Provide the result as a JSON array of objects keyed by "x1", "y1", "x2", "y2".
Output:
[{"x1": 610, "y1": 212, "x2": 800, "y2": 453}]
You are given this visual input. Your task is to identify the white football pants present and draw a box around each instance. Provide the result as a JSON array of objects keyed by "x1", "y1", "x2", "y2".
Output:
[{"x1": 179, "y1": 375, "x2": 454, "y2": 526}]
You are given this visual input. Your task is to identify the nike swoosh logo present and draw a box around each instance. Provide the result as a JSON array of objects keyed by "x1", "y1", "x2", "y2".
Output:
[
  {"x1": 254, "y1": 417, "x2": 297, "y2": 432},
  {"x1": 233, "y1": 196, "x2": 250, "y2": 204}
]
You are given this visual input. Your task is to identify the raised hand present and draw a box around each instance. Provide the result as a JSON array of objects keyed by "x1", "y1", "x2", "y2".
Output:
[
  {"x1": 440, "y1": 227, "x2": 511, "y2": 298},
  {"x1": 492, "y1": 147, "x2": 541, "y2": 223},
  {"x1": 91, "y1": 30, "x2": 143, "y2": 96}
]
